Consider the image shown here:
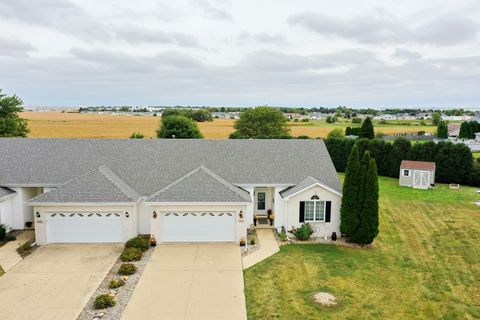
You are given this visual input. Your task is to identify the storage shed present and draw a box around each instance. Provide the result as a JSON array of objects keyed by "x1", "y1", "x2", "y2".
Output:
[{"x1": 399, "y1": 160, "x2": 435, "y2": 189}]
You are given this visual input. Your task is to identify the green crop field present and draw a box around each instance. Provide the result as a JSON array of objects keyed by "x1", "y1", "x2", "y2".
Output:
[{"x1": 244, "y1": 176, "x2": 480, "y2": 319}]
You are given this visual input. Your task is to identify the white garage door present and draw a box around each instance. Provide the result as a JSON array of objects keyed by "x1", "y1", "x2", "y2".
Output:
[
  {"x1": 161, "y1": 211, "x2": 235, "y2": 242},
  {"x1": 46, "y1": 211, "x2": 123, "y2": 243}
]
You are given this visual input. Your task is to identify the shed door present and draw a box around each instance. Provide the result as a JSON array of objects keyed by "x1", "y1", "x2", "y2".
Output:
[
  {"x1": 161, "y1": 211, "x2": 235, "y2": 242},
  {"x1": 46, "y1": 211, "x2": 123, "y2": 243},
  {"x1": 413, "y1": 170, "x2": 430, "y2": 189}
]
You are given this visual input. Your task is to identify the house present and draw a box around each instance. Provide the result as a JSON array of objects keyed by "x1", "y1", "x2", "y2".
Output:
[
  {"x1": 399, "y1": 160, "x2": 435, "y2": 189},
  {"x1": 0, "y1": 139, "x2": 342, "y2": 245},
  {"x1": 448, "y1": 123, "x2": 461, "y2": 138}
]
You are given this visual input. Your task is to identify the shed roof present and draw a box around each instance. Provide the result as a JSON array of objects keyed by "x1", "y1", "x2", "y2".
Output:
[{"x1": 400, "y1": 160, "x2": 435, "y2": 171}]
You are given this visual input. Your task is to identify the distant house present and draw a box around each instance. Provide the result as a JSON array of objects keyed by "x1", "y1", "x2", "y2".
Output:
[
  {"x1": 448, "y1": 123, "x2": 461, "y2": 138},
  {"x1": 308, "y1": 112, "x2": 323, "y2": 120},
  {"x1": 399, "y1": 160, "x2": 435, "y2": 189}
]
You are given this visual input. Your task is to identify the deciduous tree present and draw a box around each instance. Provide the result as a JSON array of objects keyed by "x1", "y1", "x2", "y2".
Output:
[
  {"x1": 157, "y1": 115, "x2": 203, "y2": 139},
  {"x1": 0, "y1": 89, "x2": 29, "y2": 137},
  {"x1": 229, "y1": 107, "x2": 290, "y2": 139}
]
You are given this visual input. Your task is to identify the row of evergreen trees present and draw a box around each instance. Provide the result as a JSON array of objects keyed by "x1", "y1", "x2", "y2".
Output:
[
  {"x1": 345, "y1": 117, "x2": 374, "y2": 139},
  {"x1": 459, "y1": 121, "x2": 480, "y2": 139},
  {"x1": 325, "y1": 137, "x2": 474, "y2": 186},
  {"x1": 340, "y1": 145, "x2": 379, "y2": 244}
]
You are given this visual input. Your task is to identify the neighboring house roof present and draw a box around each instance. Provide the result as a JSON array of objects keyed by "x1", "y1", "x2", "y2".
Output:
[
  {"x1": 0, "y1": 187, "x2": 15, "y2": 200},
  {"x1": 280, "y1": 176, "x2": 342, "y2": 198},
  {"x1": 400, "y1": 160, "x2": 435, "y2": 171},
  {"x1": 448, "y1": 123, "x2": 461, "y2": 136},
  {"x1": 147, "y1": 166, "x2": 251, "y2": 203},
  {"x1": 0, "y1": 139, "x2": 342, "y2": 196},
  {"x1": 28, "y1": 165, "x2": 140, "y2": 204}
]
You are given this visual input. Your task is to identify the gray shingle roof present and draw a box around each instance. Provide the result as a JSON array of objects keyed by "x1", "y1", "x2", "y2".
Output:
[
  {"x1": 0, "y1": 139, "x2": 341, "y2": 197},
  {"x1": 280, "y1": 176, "x2": 322, "y2": 198},
  {"x1": 0, "y1": 187, "x2": 15, "y2": 200},
  {"x1": 147, "y1": 166, "x2": 251, "y2": 203},
  {"x1": 28, "y1": 165, "x2": 140, "y2": 203}
]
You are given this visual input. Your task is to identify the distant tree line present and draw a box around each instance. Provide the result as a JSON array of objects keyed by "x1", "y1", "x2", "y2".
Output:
[
  {"x1": 325, "y1": 137, "x2": 475, "y2": 186},
  {"x1": 459, "y1": 121, "x2": 480, "y2": 139},
  {"x1": 162, "y1": 109, "x2": 213, "y2": 122}
]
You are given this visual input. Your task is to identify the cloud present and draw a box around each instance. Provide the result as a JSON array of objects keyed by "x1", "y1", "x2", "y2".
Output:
[
  {"x1": 195, "y1": 0, "x2": 233, "y2": 21},
  {"x1": 0, "y1": 37, "x2": 36, "y2": 57},
  {"x1": 288, "y1": 12, "x2": 479, "y2": 46},
  {"x1": 392, "y1": 48, "x2": 422, "y2": 61},
  {"x1": 236, "y1": 31, "x2": 287, "y2": 45},
  {"x1": 113, "y1": 24, "x2": 200, "y2": 47}
]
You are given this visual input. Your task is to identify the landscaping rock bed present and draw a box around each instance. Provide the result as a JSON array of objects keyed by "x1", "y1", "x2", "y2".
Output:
[
  {"x1": 241, "y1": 228, "x2": 260, "y2": 257},
  {"x1": 312, "y1": 292, "x2": 337, "y2": 306},
  {"x1": 77, "y1": 246, "x2": 153, "y2": 320}
]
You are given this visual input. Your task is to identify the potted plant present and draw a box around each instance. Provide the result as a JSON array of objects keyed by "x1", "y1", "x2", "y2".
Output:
[
  {"x1": 253, "y1": 214, "x2": 258, "y2": 226},
  {"x1": 150, "y1": 235, "x2": 157, "y2": 247},
  {"x1": 267, "y1": 209, "x2": 274, "y2": 226}
]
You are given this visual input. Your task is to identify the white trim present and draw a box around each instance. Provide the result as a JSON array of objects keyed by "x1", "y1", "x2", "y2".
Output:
[
  {"x1": 235, "y1": 183, "x2": 293, "y2": 188},
  {"x1": 27, "y1": 202, "x2": 137, "y2": 206},
  {"x1": 282, "y1": 182, "x2": 342, "y2": 199},
  {"x1": 0, "y1": 193, "x2": 16, "y2": 202},
  {"x1": 145, "y1": 201, "x2": 250, "y2": 206},
  {"x1": 304, "y1": 200, "x2": 326, "y2": 222}
]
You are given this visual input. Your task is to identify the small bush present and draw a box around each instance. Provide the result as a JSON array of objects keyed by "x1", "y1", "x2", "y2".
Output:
[
  {"x1": 125, "y1": 236, "x2": 150, "y2": 252},
  {"x1": 94, "y1": 294, "x2": 116, "y2": 309},
  {"x1": 250, "y1": 238, "x2": 255, "y2": 245},
  {"x1": 4, "y1": 233, "x2": 16, "y2": 241},
  {"x1": 0, "y1": 224, "x2": 6, "y2": 241},
  {"x1": 121, "y1": 247, "x2": 143, "y2": 262},
  {"x1": 278, "y1": 229, "x2": 288, "y2": 242},
  {"x1": 118, "y1": 263, "x2": 137, "y2": 275},
  {"x1": 109, "y1": 278, "x2": 125, "y2": 289},
  {"x1": 293, "y1": 223, "x2": 314, "y2": 241}
]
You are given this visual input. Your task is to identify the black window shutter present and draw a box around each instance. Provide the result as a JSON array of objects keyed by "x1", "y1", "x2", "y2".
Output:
[
  {"x1": 325, "y1": 201, "x2": 331, "y2": 222},
  {"x1": 299, "y1": 201, "x2": 305, "y2": 223}
]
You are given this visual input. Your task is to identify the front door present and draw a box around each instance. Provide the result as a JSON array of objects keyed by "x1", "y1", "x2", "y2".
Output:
[{"x1": 255, "y1": 188, "x2": 270, "y2": 216}]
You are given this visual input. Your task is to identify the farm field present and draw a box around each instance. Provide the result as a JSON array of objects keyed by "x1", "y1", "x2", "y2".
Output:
[
  {"x1": 21, "y1": 112, "x2": 436, "y2": 139},
  {"x1": 244, "y1": 176, "x2": 480, "y2": 319}
]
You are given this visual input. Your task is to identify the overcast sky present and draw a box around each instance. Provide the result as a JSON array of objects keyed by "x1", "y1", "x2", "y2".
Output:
[{"x1": 1, "y1": 0, "x2": 479, "y2": 108}]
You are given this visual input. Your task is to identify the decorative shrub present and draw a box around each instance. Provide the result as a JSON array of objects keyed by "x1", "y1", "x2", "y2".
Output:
[
  {"x1": 278, "y1": 229, "x2": 288, "y2": 242},
  {"x1": 94, "y1": 294, "x2": 116, "y2": 309},
  {"x1": 109, "y1": 278, "x2": 125, "y2": 289},
  {"x1": 250, "y1": 238, "x2": 255, "y2": 245},
  {"x1": 293, "y1": 223, "x2": 314, "y2": 241},
  {"x1": 125, "y1": 236, "x2": 150, "y2": 252},
  {"x1": 118, "y1": 263, "x2": 137, "y2": 275},
  {"x1": 0, "y1": 224, "x2": 6, "y2": 241},
  {"x1": 120, "y1": 247, "x2": 143, "y2": 262},
  {"x1": 4, "y1": 233, "x2": 16, "y2": 241}
]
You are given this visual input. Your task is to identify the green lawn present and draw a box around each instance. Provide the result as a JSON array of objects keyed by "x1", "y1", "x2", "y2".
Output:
[{"x1": 244, "y1": 176, "x2": 480, "y2": 319}]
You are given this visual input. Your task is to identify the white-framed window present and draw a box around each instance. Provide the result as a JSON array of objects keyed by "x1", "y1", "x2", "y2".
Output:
[
  {"x1": 304, "y1": 201, "x2": 325, "y2": 222},
  {"x1": 402, "y1": 169, "x2": 410, "y2": 177}
]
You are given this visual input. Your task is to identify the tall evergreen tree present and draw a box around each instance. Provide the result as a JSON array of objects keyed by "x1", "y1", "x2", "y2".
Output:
[
  {"x1": 360, "y1": 117, "x2": 374, "y2": 139},
  {"x1": 351, "y1": 158, "x2": 379, "y2": 244},
  {"x1": 340, "y1": 145, "x2": 362, "y2": 236},
  {"x1": 436, "y1": 120, "x2": 448, "y2": 139}
]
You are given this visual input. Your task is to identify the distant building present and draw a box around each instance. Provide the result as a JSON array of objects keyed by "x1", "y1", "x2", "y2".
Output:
[{"x1": 448, "y1": 123, "x2": 461, "y2": 138}]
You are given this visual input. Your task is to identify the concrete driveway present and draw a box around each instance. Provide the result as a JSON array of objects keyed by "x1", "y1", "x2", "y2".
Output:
[
  {"x1": 0, "y1": 244, "x2": 121, "y2": 320},
  {"x1": 122, "y1": 244, "x2": 247, "y2": 320}
]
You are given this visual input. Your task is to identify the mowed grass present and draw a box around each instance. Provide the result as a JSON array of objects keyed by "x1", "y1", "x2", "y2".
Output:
[
  {"x1": 244, "y1": 176, "x2": 480, "y2": 319},
  {"x1": 21, "y1": 112, "x2": 435, "y2": 139}
]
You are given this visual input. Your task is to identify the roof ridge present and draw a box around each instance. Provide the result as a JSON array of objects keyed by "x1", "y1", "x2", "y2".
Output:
[
  {"x1": 147, "y1": 165, "x2": 250, "y2": 201},
  {"x1": 26, "y1": 167, "x2": 99, "y2": 203},
  {"x1": 197, "y1": 166, "x2": 251, "y2": 201},
  {"x1": 98, "y1": 166, "x2": 140, "y2": 201}
]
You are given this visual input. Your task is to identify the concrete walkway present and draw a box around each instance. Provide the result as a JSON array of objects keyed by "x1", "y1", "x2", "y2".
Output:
[
  {"x1": 242, "y1": 229, "x2": 279, "y2": 269},
  {"x1": 0, "y1": 230, "x2": 35, "y2": 272}
]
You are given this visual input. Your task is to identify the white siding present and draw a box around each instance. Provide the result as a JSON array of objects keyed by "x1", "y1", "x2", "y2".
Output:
[{"x1": 286, "y1": 185, "x2": 341, "y2": 238}]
